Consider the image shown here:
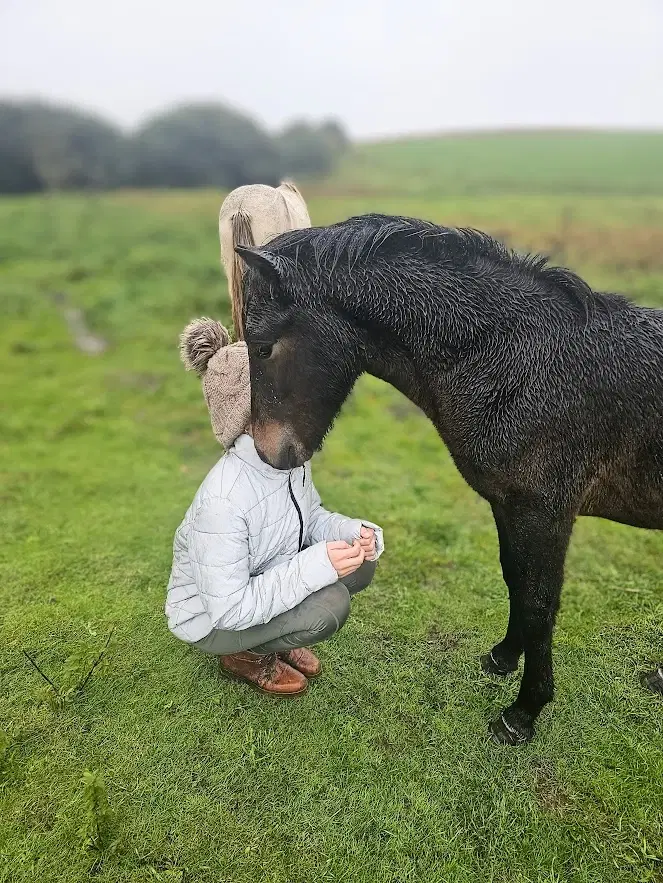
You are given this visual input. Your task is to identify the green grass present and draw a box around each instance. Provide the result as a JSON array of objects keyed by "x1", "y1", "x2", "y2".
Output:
[
  {"x1": 329, "y1": 130, "x2": 663, "y2": 197},
  {"x1": 1, "y1": 186, "x2": 663, "y2": 883}
]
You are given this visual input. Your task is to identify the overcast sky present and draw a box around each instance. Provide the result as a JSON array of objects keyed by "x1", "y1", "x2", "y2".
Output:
[{"x1": 2, "y1": 0, "x2": 662, "y2": 138}]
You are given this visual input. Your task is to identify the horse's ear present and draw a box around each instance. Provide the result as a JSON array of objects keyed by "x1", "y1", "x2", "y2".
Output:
[{"x1": 234, "y1": 246, "x2": 285, "y2": 283}]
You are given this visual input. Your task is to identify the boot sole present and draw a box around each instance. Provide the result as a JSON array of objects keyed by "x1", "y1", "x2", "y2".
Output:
[{"x1": 219, "y1": 667, "x2": 309, "y2": 697}]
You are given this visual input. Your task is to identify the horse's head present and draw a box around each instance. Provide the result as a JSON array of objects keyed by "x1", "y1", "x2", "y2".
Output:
[{"x1": 236, "y1": 242, "x2": 364, "y2": 469}]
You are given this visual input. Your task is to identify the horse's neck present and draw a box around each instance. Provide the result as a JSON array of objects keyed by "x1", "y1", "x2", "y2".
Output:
[
  {"x1": 367, "y1": 342, "x2": 435, "y2": 416},
  {"x1": 351, "y1": 264, "x2": 494, "y2": 363},
  {"x1": 346, "y1": 264, "x2": 510, "y2": 419}
]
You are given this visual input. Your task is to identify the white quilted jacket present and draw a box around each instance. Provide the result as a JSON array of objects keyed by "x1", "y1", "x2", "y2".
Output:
[{"x1": 165, "y1": 434, "x2": 384, "y2": 643}]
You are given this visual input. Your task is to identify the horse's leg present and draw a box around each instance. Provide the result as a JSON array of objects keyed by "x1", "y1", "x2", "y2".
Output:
[
  {"x1": 488, "y1": 506, "x2": 574, "y2": 745},
  {"x1": 481, "y1": 504, "x2": 523, "y2": 676}
]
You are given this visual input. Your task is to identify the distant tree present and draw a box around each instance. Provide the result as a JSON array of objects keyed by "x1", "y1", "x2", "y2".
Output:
[
  {"x1": 21, "y1": 102, "x2": 125, "y2": 190},
  {"x1": 0, "y1": 103, "x2": 42, "y2": 193},
  {"x1": 277, "y1": 119, "x2": 348, "y2": 178},
  {"x1": 0, "y1": 99, "x2": 350, "y2": 194},
  {"x1": 128, "y1": 103, "x2": 279, "y2": 188},
  {"x1": 319, "y1": 119, "x2": 350, "y2": 154}
]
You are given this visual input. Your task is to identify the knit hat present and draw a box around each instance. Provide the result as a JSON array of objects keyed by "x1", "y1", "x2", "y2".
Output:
[{"x1": 180, "y1": 317, "x2": 250, "y2": 448}]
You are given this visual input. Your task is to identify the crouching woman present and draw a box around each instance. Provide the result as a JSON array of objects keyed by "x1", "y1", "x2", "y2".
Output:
[{"x1": 165, "y1": 319, "x2": 384, "y2": 696}]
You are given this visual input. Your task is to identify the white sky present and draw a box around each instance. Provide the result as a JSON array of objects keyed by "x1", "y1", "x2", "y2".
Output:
[{"x1": 2, "y1": 0, "x2": 662, "y2": 137}]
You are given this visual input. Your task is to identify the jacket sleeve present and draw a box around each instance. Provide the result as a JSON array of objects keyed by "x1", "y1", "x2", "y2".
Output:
[
  {"x1": 188, "y1": 496, "x2": 339, "y2": 631},
  {"x1": 306, "y1": 481, "x2": 385, "y2": 560}
]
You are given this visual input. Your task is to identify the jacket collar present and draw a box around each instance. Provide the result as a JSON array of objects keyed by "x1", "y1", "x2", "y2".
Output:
[{"x1": 231, "y1": 433, "x2": 291, "y2": 480}]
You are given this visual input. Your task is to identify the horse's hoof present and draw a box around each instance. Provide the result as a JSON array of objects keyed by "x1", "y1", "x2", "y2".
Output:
[
  {"x1": 488, "y1": 710, "x2": 534, "y2": 746},
  {"x1": 481, "y1": 651, "x2": 517, "y2": 678},
  {"x1": 640, "y1": 667, "x2": 663, "y2": 697}
]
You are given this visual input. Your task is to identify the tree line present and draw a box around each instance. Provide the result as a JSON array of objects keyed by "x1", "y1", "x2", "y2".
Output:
[{"x1": 0, "y1": 100, "x2": 349, "y2": 193}]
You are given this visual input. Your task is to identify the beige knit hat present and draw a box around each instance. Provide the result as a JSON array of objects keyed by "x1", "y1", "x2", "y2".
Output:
[{"x1": 180, "y1": 317, "x2": 250, "y2": 448}]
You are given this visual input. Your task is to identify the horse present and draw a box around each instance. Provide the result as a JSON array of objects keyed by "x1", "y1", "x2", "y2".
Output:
[
  {"x1": 234, "y1": 213, "x2": 663, "y2": 745},
  {"x1": 218, "y1": 181, "x2": 310, "y2": 339}
]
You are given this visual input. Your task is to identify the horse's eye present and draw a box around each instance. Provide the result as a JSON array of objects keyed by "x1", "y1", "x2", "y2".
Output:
[{"x1": 256, "y1": 343, "x2": 273, "y2": 360}]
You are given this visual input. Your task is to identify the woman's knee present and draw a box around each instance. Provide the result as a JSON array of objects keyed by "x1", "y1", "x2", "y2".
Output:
[
  {"x1": 342, "y1": 559, "x2": 377, "y2": 595},
  {"x1": 254, "y1": 583, "x2": 351, "y2": 652},
  {"x1": 310, "y1": 582, "x2": 351, "y2": 640}
]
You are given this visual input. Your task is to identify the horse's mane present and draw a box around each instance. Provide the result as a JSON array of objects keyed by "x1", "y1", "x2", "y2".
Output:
[{"x1": 272, "y1": 214, "x2": 622, "y2": 315}]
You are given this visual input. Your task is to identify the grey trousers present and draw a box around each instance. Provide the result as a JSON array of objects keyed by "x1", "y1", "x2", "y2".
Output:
[{"x1": 193, "y1": 560, "x2": 376, "y2": 656}]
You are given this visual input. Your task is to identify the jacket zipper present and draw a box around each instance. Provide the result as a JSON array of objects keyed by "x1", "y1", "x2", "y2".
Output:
[{"x1": 288, "y1": 473, "x2": 304, "y2": 552}]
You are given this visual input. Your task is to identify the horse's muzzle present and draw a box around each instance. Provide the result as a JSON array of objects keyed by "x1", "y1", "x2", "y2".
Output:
[{"x1": 253, "y1": 422, "x2": 308, "y2": 470}]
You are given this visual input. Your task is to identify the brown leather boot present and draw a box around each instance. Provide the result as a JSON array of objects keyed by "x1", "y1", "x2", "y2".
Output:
[
  {"x1": 219, "y1": 651, "x2": 308, "y2": 696},
  {"x1": 280, "y1": 648, "x2": 322, "y2": 679}
]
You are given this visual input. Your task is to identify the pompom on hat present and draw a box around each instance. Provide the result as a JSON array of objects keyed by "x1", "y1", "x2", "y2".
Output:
[{"x1": 180, "y1": 317, "x2": 250, "y2": 448}]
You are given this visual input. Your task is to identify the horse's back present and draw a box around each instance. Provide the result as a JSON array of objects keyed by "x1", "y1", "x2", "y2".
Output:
[
  {"x1": 218, "y1": 183, "x2": 311, "y2": 338},
  {"x1": 219, "y1": 182, "x2": 310, "y2": 268},
  {"x1": 219, "y1": 185, "x2": 289, "y2": 256}
]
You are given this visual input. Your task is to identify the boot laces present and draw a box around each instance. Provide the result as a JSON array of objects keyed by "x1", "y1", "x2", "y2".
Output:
[{"x1": 258, "y1": 653, "x2": 278, "y2": 682}]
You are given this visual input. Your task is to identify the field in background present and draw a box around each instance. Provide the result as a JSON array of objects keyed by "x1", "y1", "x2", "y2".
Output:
[
  {"x1": 328, "y1": 130, "x2": 663, "y2": 197},
  {"x1": 2, "y1": 132, "x2": 663, "y2": 882}
]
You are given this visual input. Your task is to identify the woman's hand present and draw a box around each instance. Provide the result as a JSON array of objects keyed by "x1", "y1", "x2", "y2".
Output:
[
  {"x1": 327, "y1": 540, "x2": 365, "y2": 578},
  {"x1": 358, "y1": 526, "x2": 376, "y2": 561}
]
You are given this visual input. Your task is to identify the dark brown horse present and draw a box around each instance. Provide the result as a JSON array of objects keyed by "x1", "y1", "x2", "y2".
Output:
[{"x1": 236, "y1": 214, "x2": 663, "y2": 745}]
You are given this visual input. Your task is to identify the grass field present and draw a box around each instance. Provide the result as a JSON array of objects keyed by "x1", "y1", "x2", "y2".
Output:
[{"x1": 2, "y1": 133, "x2": 663, "y2": 882}]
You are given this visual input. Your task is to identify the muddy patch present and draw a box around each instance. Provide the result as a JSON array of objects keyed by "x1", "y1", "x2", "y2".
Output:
[
  {"x1": 50, "y1": 291, "x2": 108, "y2": 355},
  {"x1": 425, "y1": 627, "x2": 468, "y2": 652},
  {"x1": 532, "y1": 759, "x2": 572, "y2": 813}
]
